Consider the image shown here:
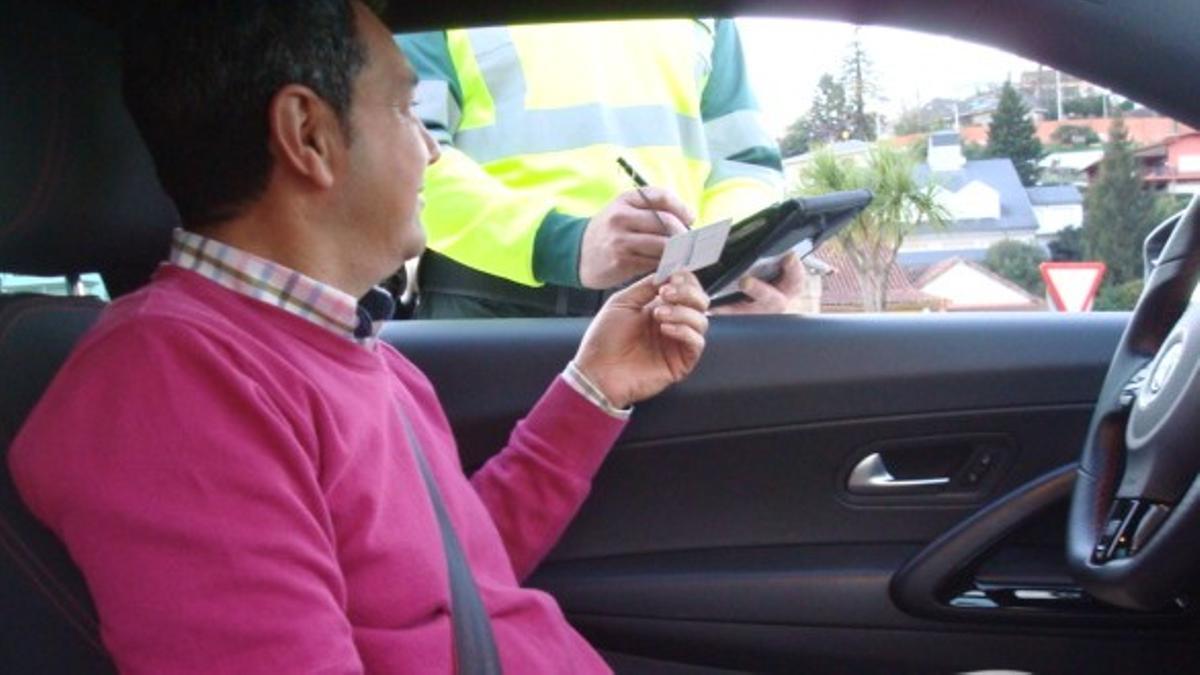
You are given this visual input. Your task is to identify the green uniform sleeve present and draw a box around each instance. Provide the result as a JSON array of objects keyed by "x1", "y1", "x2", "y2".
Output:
[
  {"x1": 698, "y1": 19, "x2": 786, "y2": 225},
  {"x1": 396, "y1": 32, "x2": 585, "y2": 288}
]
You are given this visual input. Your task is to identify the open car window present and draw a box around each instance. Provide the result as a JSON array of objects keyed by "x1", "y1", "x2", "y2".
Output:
[{"x1": 398, "y1": 17, "x2": 1192, "y2": 319}]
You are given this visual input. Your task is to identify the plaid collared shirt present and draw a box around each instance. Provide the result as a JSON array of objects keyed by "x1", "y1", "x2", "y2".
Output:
[
  {"x1": 168, "y1": 228, "x2": 391, "y2": 346},
  {"x1": 168, "y1": 228, "x2": 627, "y2": 416}
]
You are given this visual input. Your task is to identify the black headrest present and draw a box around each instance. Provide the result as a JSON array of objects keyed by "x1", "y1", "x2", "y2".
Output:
[{"x1": 0, "y1": 1, "x2": 177, "y2": 294}]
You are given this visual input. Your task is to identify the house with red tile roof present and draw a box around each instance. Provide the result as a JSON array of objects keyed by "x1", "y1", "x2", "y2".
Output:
[
  {"x1": 815, "y1": 243, "x2": 945, "y2": 313},
  {"x1": 1084, "y1": 131, "x2": 1200, "y2": 195},
  {"x1": 811, "y1": 245, "x2": 1042, "y2": 313},
  {"x1": 908, "y1": 257, "x2": 1043, "y2": 311},
  {"x1": 889, "y1": 117, "x2": 1193, "y2": 150}
]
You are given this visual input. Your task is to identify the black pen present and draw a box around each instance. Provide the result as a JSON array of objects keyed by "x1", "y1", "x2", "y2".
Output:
[
  {"x1": 617, "y1": 156, "x2": 649, "y2": 187},
  {"x1": 617, "y1": 157, "x2": 689, "y2": 231}
]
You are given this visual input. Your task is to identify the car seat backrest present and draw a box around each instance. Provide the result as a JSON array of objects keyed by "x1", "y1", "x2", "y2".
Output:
[
  {"x1": 0, "y1": 2, "x2": 181, "y2": 671},
  {"x1": 0, "y1": 295, "x2": 112, "y2": 674}
]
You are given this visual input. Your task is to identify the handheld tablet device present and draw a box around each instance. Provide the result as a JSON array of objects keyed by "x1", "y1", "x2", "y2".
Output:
[{"x1": 696, "y1": 189, "x2": 873, "y2": 304}]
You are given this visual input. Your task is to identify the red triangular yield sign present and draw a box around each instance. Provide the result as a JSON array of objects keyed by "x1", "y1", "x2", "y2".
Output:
[{"x1": 1040, "y1": 262, "x2": 1107, "y2": 312}]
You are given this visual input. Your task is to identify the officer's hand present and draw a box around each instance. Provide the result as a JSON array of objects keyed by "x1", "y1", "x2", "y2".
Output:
[
  {"x1": 710, "y1": 252, "x2": 807, "y2": 316},
  {"x1": 574, "y1": 271, "x2": 709, "y2": 408},
  {"x1": 578, "y1": 188, "x2": 693, "y2": 289}
]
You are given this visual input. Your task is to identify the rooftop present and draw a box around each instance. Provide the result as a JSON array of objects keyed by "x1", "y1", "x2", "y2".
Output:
[
  {"x1": 914, "y1": 158, "x2": 1039, "y2": 233},
  {"x1": 1027, "y1": 185, "x2": 1084, "y2": 206}
]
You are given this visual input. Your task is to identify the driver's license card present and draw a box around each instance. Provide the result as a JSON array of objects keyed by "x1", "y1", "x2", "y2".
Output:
[{"x1": 653, "y1": 219, "x2": 732, "y2": 284}]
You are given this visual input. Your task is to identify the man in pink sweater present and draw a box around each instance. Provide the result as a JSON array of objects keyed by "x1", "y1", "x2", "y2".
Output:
[{"x1": 9, "y1": 2, "x2": 710, "y2": 673}]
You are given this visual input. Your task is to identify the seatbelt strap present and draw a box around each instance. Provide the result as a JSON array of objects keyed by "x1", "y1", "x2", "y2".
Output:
[{"x1": 397, "y1": 407, "x2": 504, "y2": 675}]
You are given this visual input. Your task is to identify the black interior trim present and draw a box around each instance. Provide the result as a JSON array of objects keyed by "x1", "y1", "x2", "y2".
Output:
[
  {"x1": 891, "y1": 464, "x2": 1193, "y2": 626},
  {"x1": 60, "y1": 0, "x2": 1200, "y2": 130},
  {"x1": 531, "y1": 544, "x2": 922, "y2": 628},
  {"x1": 388, "y1": 312, "x2": 1128, "y2": 470},
  {"x1": 569, "y1": 612, "x2": 1200, "y2": 675}
]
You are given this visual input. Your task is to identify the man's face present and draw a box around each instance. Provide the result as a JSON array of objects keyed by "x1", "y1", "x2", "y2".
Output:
[{"x1": 340, "y1": 2, "x2": 439, "y2": 272}]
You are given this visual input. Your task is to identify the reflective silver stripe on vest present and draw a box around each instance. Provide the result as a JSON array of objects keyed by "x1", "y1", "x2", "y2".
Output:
[
  {"x1": 457, "y1": 26, "x2": 708, "y2": 164},
  {"x1": 704, "y1": 110, "x2": 776, "y2": 160},
  {"x1": 466, "y1": 27, "x2": 527, "y2": 114},
  {"x1": 456, "y1": 104, "x2": 708, "y2": 164},
  {"x1": 706, "y1": 159, "x2": 785, "y2": 189},
  {"x1": 414, "y1": 80, "x2": 461, "y2": 138}
]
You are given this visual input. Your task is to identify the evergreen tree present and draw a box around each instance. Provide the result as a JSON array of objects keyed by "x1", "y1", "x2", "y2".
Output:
[
  {"x1": 1050, "y1": 124, "x2": 1100, "y2": 148},
  {"x1": 1063, "y1": 95, "x2": 1107, "y2": 118},
  {"x1": 1083, "y1": 113, "x2": 1174, "y2": 285},
  {"x1": 778, "y1": 115, "x2": 813, "y2": 158},
  {"x1": 983, "y1": 240, "x2": 1047, "y2": 296},
  {"x1": 1048, "y1": 226, "x2": 1084, "y2": 261},
  {"x1": 841, "y1": 32, "x2": 878, "y2": 141},
  {"x1": 985, "y1": 81, "x2": 1043, "y2": 186},
  {"x1": 808, "y1": 74, "x2": 851, "y2": 144}
]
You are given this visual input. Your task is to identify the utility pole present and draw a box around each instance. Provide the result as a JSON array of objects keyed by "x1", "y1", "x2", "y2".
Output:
[{"x1": 1055, "y1": 69, "x2": 1064, "y2": 120}]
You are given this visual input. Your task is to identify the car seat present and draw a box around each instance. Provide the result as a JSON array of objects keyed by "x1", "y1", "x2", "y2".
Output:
[{"x1": 0, "y1": 2, "x2": 177, "y2": 671}]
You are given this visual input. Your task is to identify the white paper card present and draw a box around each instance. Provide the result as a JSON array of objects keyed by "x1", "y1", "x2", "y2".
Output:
[
  {"x1": 654, "y1": 231, "x2": 693, "y2": 285},
  {"x1": 653, "y1": 219, "x2": 732, "y2": 284},
  {"x1": 689, "y1": 219, "x2": 732, "y2": 270}
]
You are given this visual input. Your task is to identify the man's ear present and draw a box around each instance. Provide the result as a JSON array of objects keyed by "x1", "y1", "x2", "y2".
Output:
[{"x1": 267, "y1": 84, "x2": 343, "y2": 190}]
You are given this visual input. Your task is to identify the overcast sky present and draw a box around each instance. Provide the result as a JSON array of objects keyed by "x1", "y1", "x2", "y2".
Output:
[{"x1": 736, "y1": 18, "x2": 1040, "y2": 137}]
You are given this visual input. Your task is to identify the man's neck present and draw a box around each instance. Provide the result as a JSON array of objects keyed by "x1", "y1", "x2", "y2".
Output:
[{"x1": 196, "y1": 200, "x2": 374, "y2": 299}]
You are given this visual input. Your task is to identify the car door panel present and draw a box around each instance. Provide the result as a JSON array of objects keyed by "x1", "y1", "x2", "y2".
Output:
[{"x1": 387, "y1": 312, "x2": 1200, "y2": 673}]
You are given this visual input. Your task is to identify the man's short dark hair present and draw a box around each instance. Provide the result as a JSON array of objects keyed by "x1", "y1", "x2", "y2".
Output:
[{"x1": 122, "y1": 1, "x2": 376, "y2": 229}]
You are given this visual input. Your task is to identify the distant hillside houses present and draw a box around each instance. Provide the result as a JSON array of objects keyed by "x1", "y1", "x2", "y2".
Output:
[
  {"x1": 815, "y1": 241, "x2": 1043, "y2": 313},
  {"x1": 1084, "y1": 130, "x2": 1200, "y2": 195},
  {"x1": 787, "y1": 131, "x2": 1081, "y2": 312},
  {"x1": 888, "y1": 117, "x2": 1194, "y2": 152},
  {"x1": 785, "y1": 131, "x2": 1081, "y2": 266},
  {"x1": 899, "y1": 131, "x2": 1063, "y2": 266}
]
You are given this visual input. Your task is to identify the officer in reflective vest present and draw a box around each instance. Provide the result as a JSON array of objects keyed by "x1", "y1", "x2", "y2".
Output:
[{"x1": 399, "y1": 19, "x2": 804, "y2": 318}]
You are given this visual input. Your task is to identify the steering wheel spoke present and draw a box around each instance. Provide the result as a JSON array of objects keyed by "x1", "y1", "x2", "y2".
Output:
[
  {"x1": 1118, "y1": 360, "x2": 1153, "y2": 409},
  {"x1": 1091, "y1": 498, "x2": 1172, "y2": 564}
]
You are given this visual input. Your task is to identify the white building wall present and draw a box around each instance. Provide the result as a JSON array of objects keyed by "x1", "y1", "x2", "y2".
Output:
[
  {"x1": 920, "y1": 264, "x2": 1034, "y2": 308},
  {"x1": 1033, "y1": 204, "x2": 1083, "y2": 236},
  {"x1": 929, "y1": 145, "x2": 966, "y2": 172},
  {"x1": 950, "y1": 182, "x2": 1002, "y2": 220},
  {"x1": 1168, "y1": 182, "x2": 1200, "y2": 196},
  {"x1": 902, "y1": 230, "x2": 1038, "y2": 253},
  {"x1": 1177, "y1": 154, "x2": 1200, "y2": 173},
  {"x1": 929, "y1": 182, "x2": 1001, "y2": 223}
]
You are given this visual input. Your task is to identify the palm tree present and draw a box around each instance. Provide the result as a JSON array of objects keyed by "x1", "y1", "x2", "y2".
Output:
[{"x1": 796, "y1": 145, "x2": 947, "y2": 311}]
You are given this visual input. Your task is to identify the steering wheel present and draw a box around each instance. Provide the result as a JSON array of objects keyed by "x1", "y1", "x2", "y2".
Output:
[{"x1": 1068, "y1": 196, "x2": 1200, "y2": 611}]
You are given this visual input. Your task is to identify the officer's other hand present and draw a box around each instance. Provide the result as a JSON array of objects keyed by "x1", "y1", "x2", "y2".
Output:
[
  {"x1": 578, "y1": 188, "x2": 693, "y2": 289},
  {"x1": 711, "y1": 252, "x2": 806, "y2": 316},
  {"x1": 573, "y1": 271, "x2": 709, "y2": 408}
]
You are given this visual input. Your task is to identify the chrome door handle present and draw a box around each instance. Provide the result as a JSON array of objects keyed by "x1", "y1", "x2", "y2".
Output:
[{"x1": 847, "y1": 453, "x2": 950, "y2": 494}]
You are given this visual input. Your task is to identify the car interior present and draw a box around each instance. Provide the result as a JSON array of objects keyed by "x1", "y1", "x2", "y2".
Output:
[{"x1": 3, "y1": 1, "x2": 1200, "y2": 673}]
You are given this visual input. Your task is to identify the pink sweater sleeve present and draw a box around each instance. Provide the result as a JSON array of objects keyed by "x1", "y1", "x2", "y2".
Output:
[
  {"x1": 9, "y1": 322, "x2": 363, "y2": 675},
  {"x1": 469, "y1": 377, "x2": 627, "y2": 580}
]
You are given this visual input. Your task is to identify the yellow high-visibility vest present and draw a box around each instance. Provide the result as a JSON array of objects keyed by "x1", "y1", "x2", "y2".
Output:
[{"x1": 400, "y1": 19, "x2": 783, "y2": 288}]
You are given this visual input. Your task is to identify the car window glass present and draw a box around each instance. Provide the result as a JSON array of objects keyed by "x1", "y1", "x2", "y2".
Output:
[
  {"x1": 0, "y1": 273, "x2": 109, "y2": 300},
  {"x1": 399, "y1": 17, "x2": 1192, "y2": 319}
]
